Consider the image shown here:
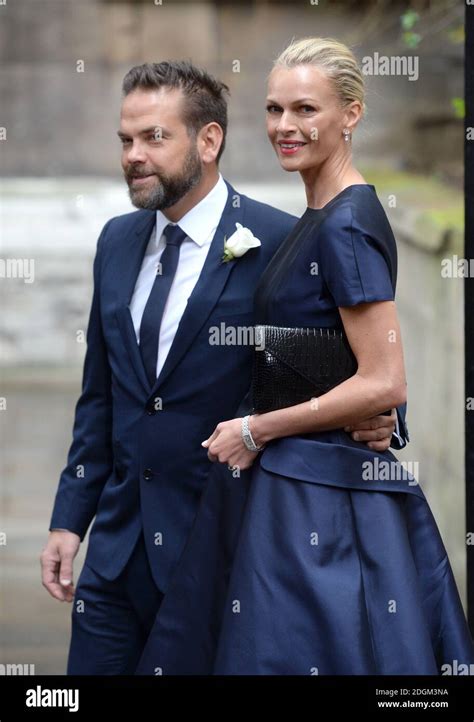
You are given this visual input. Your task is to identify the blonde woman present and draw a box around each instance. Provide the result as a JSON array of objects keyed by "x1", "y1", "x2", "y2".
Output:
[{"x1": 136, "y1": 38, "x2": 474, "y2": 674}]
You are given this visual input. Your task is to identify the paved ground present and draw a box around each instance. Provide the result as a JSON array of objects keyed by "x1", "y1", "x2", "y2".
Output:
[{"x1": 1, "y1": 382, "x2": 88, "y2": 675}]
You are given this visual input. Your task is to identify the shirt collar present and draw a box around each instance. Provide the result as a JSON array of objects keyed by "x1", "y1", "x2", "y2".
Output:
[{"x1": 155, "y1": 173, "x2": 228, "y2": 247}]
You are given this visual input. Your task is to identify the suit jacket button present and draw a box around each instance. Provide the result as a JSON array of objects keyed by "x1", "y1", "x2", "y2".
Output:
[{"x1": 143, "y1": 468, "x2": 153, "y2": 481}]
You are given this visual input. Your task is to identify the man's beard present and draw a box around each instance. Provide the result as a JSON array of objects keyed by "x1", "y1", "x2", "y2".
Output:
[{"x1": 125, "y1": 145, "x2": 203, "y2": 211}]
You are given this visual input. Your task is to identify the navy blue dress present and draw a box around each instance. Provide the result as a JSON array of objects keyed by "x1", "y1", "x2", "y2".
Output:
[{"x1": 136, "y1": 185, "x2": 474, "y2": 675}]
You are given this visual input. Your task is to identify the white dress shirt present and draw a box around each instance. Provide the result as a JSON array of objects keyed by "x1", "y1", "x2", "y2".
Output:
[{"x1": 129, "y1": 174, "x2": 228, "y2": 379}]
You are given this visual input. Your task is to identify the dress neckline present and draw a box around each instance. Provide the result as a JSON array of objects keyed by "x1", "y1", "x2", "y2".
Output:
[{"x1": 304, "y1": 184, "x2": 376, "y2": 214}]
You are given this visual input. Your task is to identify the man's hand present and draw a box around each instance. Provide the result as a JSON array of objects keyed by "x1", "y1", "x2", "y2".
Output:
[
  {"x1": 40, "y1": 530, "x2": 81, "y2": 603},
  {"x1": 344, "y1": 408, "x2": 397, "y2": 452}
]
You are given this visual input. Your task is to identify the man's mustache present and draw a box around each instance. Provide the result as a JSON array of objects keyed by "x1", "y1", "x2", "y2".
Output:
[{"x1": 125, "y1": 169, "x2": 158, "y2": 180}]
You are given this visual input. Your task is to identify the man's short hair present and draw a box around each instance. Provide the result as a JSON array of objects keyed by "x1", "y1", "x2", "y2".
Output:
[{"x1": 122, "y1": 61, "x2": 230, "y2": 163}]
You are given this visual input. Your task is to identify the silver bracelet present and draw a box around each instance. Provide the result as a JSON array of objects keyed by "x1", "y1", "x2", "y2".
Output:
[{"x1": 241, "y1": 415, "x2": 265, "y2": 452}]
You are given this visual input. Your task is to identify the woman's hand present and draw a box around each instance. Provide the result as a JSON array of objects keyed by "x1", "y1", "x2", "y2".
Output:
[{"x1": 202, "y1": 418, "x2": 260, "y2": 471}]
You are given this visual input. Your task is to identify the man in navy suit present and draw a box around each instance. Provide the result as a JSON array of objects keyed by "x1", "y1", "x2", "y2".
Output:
[{"x1": 40, "y1": 61, "x2": 406, "y2": 674}]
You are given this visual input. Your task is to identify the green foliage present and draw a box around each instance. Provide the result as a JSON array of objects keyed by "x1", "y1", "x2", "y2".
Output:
[
  {"x1": 401, "y1": 9, "x2": 422, "y2": 47},
  {"x1": 402, "y1": 31, "x2": 422, "y2": 48},
  {"x1": 451, "y1": 97, "x2": 465, "y2": 119},
  {"x1": 447, "y1": 25, "x2": 465, "y2": 44},
  {"x1": 401, "y1": 10, "x2": 420, "y2": 31}
]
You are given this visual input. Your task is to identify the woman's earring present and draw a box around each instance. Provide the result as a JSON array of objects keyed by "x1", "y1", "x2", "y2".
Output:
[{"x1": 343, "y1": 128, "x2": 351, "y2": 143}]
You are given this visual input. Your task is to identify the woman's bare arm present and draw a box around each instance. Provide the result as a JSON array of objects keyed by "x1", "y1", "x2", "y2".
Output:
[{"x1": 250, "y1": 300, "x2": 407, "y2": 446}]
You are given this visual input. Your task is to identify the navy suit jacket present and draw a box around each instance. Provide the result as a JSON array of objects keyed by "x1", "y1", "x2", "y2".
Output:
[{"x1": 50, "y1": 179, "x2": 409, "y2": 594}]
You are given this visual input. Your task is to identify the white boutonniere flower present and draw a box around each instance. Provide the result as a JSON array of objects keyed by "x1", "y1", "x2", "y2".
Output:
[{"x1": 222, "y1": 223, "x2": 262, "y2": 263}]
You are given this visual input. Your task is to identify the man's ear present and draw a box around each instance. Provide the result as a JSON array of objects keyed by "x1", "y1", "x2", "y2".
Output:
[{"x1": 199, "y1": 122, "x2": 224, "y2": 164}]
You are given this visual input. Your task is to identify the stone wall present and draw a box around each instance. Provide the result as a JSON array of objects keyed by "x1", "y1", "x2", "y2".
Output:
[{"x1": 0, "y1": 0, "x2": 464, "y2": 180}]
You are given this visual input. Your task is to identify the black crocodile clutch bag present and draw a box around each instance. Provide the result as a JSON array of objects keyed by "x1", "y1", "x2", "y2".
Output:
[{"x1": 251, "y1": 325, "x2": 358, "y2": 414}]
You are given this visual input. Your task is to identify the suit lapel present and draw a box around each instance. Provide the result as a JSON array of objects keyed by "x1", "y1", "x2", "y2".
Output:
[
  {"x1": 115, "y1": 210, "x2": 156, "y2": 395},
  {"x1": 150, "y1": 181, "x2": 244, "y2": 396}
]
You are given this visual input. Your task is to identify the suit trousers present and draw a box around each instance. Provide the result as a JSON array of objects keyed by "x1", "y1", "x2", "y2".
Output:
[{"x1": 67, "y1": 529, "x2": 164, "y2": 674}]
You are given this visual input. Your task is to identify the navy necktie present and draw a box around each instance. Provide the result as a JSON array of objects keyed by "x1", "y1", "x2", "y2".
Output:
[{"x1": 139, "y1": 223, "x2": 187, "y2": 386}]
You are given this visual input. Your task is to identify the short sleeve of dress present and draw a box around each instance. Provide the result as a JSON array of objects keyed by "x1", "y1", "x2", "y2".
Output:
[{"x1": 317, "y1": 201, "x2": 396, "y2": 307}]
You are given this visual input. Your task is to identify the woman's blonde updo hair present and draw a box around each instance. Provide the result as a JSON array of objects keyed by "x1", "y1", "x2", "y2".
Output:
[{"x1": 273, "y1": 37, "x2": 366, "y2": 117}]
